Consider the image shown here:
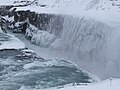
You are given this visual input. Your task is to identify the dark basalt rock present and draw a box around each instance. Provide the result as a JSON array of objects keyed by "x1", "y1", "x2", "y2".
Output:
[{"x1": 7, "y1": 10, "x2": 53, "y2": 34}]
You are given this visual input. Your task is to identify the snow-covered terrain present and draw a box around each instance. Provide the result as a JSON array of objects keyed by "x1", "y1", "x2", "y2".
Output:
[
  {"x1": 0, "y1": 0, "x2": 37, "y2": 5},
  {"x1": 0, "y1": 0, "x2": 14, "y2": 5},
  {"x1": 51, "y1": 78, "x2": 120, "y2": 90},
  {"x1": 18, "y1": 78, "x2": 120, "y2": 90}
]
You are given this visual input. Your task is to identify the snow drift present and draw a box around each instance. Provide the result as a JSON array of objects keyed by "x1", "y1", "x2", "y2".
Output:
[{"x1": 18, "y1": 78, "x2": 120, "y2": 90}]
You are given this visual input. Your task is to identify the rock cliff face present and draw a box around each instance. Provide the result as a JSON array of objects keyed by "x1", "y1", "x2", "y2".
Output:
[
  {"x1": 8, "y1": 10, "x2": 51, "y2": 31},
  {"x1": 5, "y1": 9, "x2": 63, "y2": 37}
]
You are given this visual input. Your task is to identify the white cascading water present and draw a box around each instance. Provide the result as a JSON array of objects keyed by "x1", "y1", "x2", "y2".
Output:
[{"x1": 48, "y1": 15, "x2": 120, "y2": 79}]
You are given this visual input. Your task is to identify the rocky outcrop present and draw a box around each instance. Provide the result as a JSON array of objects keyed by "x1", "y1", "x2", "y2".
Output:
[{"x1": 7, "y1": 10, "x2": 52, "y2": 32}]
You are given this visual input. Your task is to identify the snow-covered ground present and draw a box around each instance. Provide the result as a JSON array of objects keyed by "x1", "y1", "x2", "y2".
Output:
[
  {"x1": 0, "y1": 0, "x2": 36, "y2": 5},
  {"x1": 18, "y1": 78, "x2": 120, "y2": 90},
  {"x1": 13, "y1": 0, "x2": 120, "y2": 33},
  {"x1": 0, "y1": 0, "x2": 14, "y2": 5},
  {"x1": 52, "y1": 78, "x2": 120, "y2": 90}
]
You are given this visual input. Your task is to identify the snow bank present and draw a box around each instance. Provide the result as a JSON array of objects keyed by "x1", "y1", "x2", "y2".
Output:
[
  {"x1": 0, "y1": 33, "x2": 25, "y2": 50},
  {"x1": 51, "y1": 78, "x2": 120, "y2": 90},
  {"x1": 18, "y1": 78, "x2": 120, "y2": 90},
  {"x1": 0, "y1": 0, "x2": 14, "y2": 5},
  {"x1": 0, "y1": 0, "x2": 36, "y2": 5},
  {"x1": 25, "y1": 25, "x2": 56, "y2": 47}
]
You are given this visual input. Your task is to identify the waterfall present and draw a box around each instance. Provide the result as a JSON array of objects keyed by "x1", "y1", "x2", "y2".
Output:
[
  {"x1": 49, "y1": 15, "x2": 120, "y2": 79},
  {"x1": 9, "y1": 10, "x2": 120, "y2": 79},
  {"x1": 51, "y1": 16, "x2": 109, "y2": 61},
  {"x1": 47, "y1": 15, "x2": 64, "y2": 37}
]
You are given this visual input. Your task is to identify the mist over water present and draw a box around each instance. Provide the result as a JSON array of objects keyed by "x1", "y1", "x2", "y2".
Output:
[{"x1": 47, "y1": 15, "x2": 120, "y2": 79}]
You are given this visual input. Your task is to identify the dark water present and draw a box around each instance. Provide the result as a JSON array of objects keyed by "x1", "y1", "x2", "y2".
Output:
[{"x1": 0, "y1": 49, "x2": 95, "y2": 90}]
